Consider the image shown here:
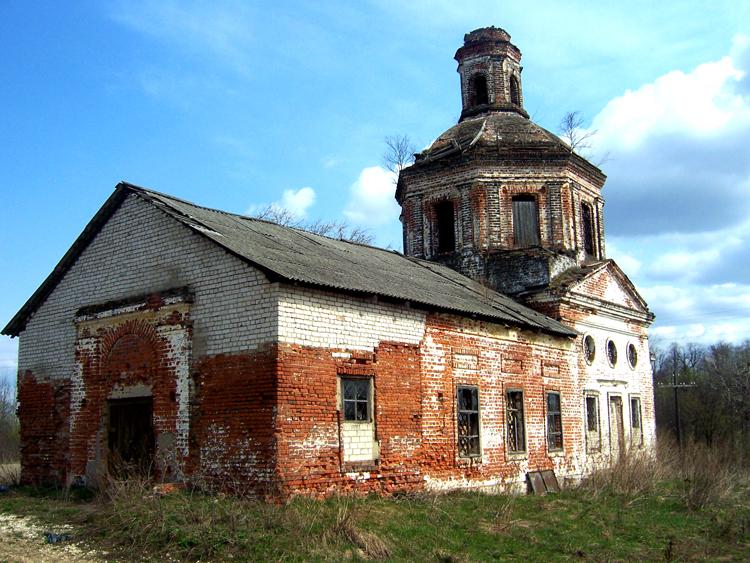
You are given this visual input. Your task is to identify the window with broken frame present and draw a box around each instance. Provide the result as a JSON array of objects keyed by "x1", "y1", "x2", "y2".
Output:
[
  {"x1": 584, "y1": 394, "x2": 601, "y2": 452},
  {"x1": 630, "y1": 395, "x2": 643, "y2": 447},
  {"x1": 506, "y1": 389, "x2": 526, "y2": 453},
  {"x1": 457, "y1": 385, "x2": 480, "y2": 457},
  {"x1": 546, "y1": 391, "x2": 563, "y2": 451}
]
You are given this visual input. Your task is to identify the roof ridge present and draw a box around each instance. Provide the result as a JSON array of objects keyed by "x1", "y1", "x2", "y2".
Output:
[{"x1": 121, "y1": 181, "x2": 398, "y2": 255}]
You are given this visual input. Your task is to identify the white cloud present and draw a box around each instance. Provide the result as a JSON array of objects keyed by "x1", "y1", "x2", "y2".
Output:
[
  {"x1": 246, "y1": 186, "x2": 316, "y2": 219},
  {"x1": 587, "y1": 35, "x2": 750, "y2": 237},
  {"x1": 279, "y1": 187, "x2": 316, "y2": 217},
  {"x1": 343, "y1": 166, "x2": 399, "y2": 226},
  {"x1": 605, "y1": 241, "x2": 641, "y2": 276},
  {"x1": 585, "y1": 35, "x2": 750, "y2": 343},
  {"x1": 640, "y1": 283, "x2": 750, "y2": 344},
  {"x1": 593, "y1": 55, "x2": 746, "y2": 150}
]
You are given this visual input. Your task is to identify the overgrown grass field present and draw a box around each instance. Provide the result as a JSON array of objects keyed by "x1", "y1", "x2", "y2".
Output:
[{"x1": 1, "y1": 442, "x2": 748, "y2": 561}]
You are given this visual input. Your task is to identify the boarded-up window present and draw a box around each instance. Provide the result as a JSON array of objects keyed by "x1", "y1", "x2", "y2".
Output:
[
  {"x1": 546, "y1": 392, "x2": 563, "y2": 451},
  {"x1": 581, "y1": 202, "x2": 595, "y2": 257},
  {"x1": 471, "y1": 74, "x2": 488, "y2": 106},
  {"x1": 435, "y1": 200, "x2": 456, "y2": 253},
  {"x1": 585, "y1": 395, "x2": 601, "y2": 452},
  {"x1": 457, "y1": 386, "x2": 480, "y2": 457},
  {"x1": 512, "y1": 195, "x2": 539, "y2": 246},
  {"x1": 506, "y1": 390, "x2": 526, "y2": 453},
  {"x1": 510, "y1": 75, "x2": 520, "y2": 105}
]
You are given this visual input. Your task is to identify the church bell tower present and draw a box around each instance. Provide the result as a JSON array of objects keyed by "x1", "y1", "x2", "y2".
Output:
[
  {"x1": 396, "y1": 27, "x2": 608, "y2": 296},
  {"x1": 455, "y1": 27, "x2": 528, "y2": 120}
]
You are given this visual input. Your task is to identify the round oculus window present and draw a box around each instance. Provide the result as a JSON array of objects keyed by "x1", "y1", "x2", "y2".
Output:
[
  {"x1": 583, "y1": 335, "x2": 596, "y2": 364},
  {"x1": 606, "y1": 339, "x2": 618, "y2": 367},
  {"x1": 627, "y1": 343, "x2": 638, "y2": 369}
]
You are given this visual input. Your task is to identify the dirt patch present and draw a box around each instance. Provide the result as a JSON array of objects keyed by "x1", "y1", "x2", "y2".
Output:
[{"x1": 0, "y1": 513, "x2": 104, "y2": 562}]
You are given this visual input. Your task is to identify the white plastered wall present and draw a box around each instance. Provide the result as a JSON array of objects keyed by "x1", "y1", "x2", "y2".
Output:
[
  {"x1": 576, "y1": 312, "x2": 654, "y2": 466},
  {"x1": 18, "y1": 193, "x2": 279, "y2": 382}
]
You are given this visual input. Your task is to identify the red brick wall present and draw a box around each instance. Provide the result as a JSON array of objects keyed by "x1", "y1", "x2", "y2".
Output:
[
  {"x1": 270, "y1": 314, "x2": 580, "y2": 497},
  {"x1": 418, "y1": 314, "x2": 581, "y2": 487},
  {"x1": 17, "y1": 371, "x2": 70, "y2": 486},
  {"x1": 274, "y1": 342, "x2": 424, "y2": 498},
  {"x1": 70, "y1": 317, "x2": 184, "y2": 484},
  {"x1": 189, "y1": 347, "x2": 277, "y2": 497}
]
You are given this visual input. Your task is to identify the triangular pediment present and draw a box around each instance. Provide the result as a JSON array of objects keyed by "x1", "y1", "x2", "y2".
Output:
[{"x1": 562, "y1": 260, "x2": 651, "y2": 317}]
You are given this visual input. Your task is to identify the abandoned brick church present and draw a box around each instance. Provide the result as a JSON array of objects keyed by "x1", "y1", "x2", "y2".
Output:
[{"x1": 4, "y1": 27, "x2": 655, "y2": 498}]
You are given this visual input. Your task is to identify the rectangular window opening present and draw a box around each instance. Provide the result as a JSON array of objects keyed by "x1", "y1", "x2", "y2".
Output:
[
  {"x1": 630, "y1": 396, "x2": 643, "y2": 447},
  {"x1": 512, "y1": 195, "x2": 540, "y2": 247},
  {"x1": 457, "y1": 386, "x2": 480, "y2": 457},
  {"x1": 342, "y1": 377, "x2": 371, "y2": 422},
  {"x1": 506, "y1": 390, "x2": 526, "y2": 453},
  {"x1": 435, "y1": 200, "x2": 456, "y2": 253},
  {"x1": 581, "y1": 202, "x2": 596, "y2": 257},
  {"x1": 546, "y1": 391, "x2": 563, "y2": 451},
  {"x1": 585, "y1": 395, "x2": 601, "y2": 452}
]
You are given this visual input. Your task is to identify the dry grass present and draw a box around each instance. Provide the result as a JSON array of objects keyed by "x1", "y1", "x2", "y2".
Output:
[
  {"x1": 0, "y1": 463, "x2": 20, "y2": 486},
  {"x1": 332, "y1": 499, "x2": 392, "y2": 559},
  {"x1": 581, "y1": 435, "x2": 748, "y2": 511},
  {"x1": 667, "y1": 439, "x2": 744, "y2": 510}
]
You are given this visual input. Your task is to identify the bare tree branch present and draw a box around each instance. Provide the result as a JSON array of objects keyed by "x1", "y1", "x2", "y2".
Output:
[
  {"x1": 252, "y1": 208, "x2": 374, "y2": 245},
  {"x1": 253, "y1": 204, "x2": 303, "y2": 228},
  {"x1": 558, "y1": 111, "x2": 598, "y2": 154},
  {"x1": 0, "y1": 376, "x2": 19, "y2": 463},
  {"x1": 382, "y1": 134, "x2": 416, "y2": 175}
]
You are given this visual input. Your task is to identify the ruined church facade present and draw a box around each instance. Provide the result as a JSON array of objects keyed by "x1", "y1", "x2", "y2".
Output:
[{"x1": 4, "y1": 27, "x2": 654, "y2": 498}]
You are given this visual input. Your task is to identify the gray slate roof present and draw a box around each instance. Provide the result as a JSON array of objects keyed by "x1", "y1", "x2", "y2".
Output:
[{"x1": 2, "y1": 183, "x2": 575, "y2": 337}]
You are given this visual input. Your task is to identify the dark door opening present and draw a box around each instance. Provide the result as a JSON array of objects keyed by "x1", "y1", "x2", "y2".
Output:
[{"x1": 108, "y1": 397, "x2": 155, "y2": 477}]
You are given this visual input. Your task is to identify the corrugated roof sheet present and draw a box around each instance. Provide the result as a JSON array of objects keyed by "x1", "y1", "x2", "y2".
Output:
[
  {"x1": 132, "y1": 186, "x2": 574, "y2": 336},
  {"x1": 2, "y1": 183, "x2": 576, "y2": 337}
]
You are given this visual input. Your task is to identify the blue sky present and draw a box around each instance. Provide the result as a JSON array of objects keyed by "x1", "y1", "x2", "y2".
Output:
[{"x1": 2, "y1": 0, "x2": 750, "y2": 378}]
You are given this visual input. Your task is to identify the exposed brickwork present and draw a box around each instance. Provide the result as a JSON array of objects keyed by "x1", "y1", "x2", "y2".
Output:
[
  {"x1": 455, "y1": 27, "x2": 526, "y2": 120},
  {"x1": 418, "y1": 315, "x2": 581, "y2": 490},
  {"x1": 17, "y1": 372, "x2": 70, "y2": 486},
  {"x1": 18, "y1": 194, "x2": 277, "y2": 388},
  {"x1": 11, "y1": 27, "x2": 655, "y2": 500},
  {"x1": 274, "y1": 341, "x2": 425, "y2": 498},
  {"x1": 16, "y1": 193, "x2": 277, "y2": 488},
  {"x1": 189, "y1": 347, "x2": 277, "y2": 497},
  {"x1": 524, "y1": 262, "x2": 655, "y2": 466},
  {"x1": 70, "y1": 298, "x2": 192, "y2": 485}
]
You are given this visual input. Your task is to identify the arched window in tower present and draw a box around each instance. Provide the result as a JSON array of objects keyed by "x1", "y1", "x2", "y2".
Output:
[
  {"x1": 581, "y1": 202, "x2": 596, "y2": 258},
  {"x1": 434, "y1": 200, "x2": 456, "y2": 253},
  {"x1": 471, "y1": 74, "x2": 489, "y2": 106},
  {"x1": 509, "y1": 75, "x2": 521, "y2": 106},
  {"x1": 512, "y1": 195, "x2": 540, "y2": 247}
]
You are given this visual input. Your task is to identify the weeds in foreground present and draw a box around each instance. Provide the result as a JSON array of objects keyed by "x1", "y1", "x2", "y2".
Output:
[
  {"x1": 0, "y1": 463, "x2": 20, "y2": 486},
  {"x1": 581, "y1": 436, "x2": 748, "y2": 512},
  {"x1": 332, "y1": 498, "x2": 392, "y2": 559},
  {"x1": 1, "y1": 438, "x2": 748, "y2": 561}
]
